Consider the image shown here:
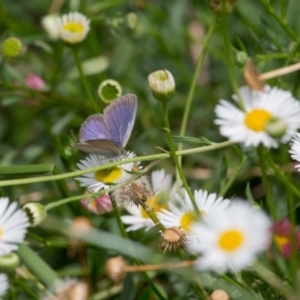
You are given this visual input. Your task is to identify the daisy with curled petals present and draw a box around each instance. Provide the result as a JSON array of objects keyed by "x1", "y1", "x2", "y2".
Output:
[
  {"x1": 120, "y1": 169, "x2": 179, "y2": 231},
  {"x1": 57, "y1": 12, "x2": 90, "y2": 44},
  {"x1": 76, "y1": 152, "x2": 138, "y2": 192},
  {"x1": 0, "y1": 197, "x2": 29, "y2": 255},
  {"x1": 289, "y1": 133, "x2": 300, "y2": 171},
  {"x1": 215, "y1": 86, "x2": 300, "y2": 148},
  {"x1": 0, "y1": 273, "x2": 8, "y2": 297},
  {"x1": 189, "y1": 200, "x2": 271, "y2": 273},
  {"x1": 157, "y1": 189, "x2": 230, "y2": 243}
]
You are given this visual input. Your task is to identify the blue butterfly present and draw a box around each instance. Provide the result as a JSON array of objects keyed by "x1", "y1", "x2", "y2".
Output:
[{"x1": 74, "y1": 94, "x2": 137, "y2": 157}]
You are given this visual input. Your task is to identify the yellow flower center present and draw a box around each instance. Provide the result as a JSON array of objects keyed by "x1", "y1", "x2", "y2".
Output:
[
  {"x1": 180, "y1": 211, "x2": 198, "y2": 232},
  {"x1": 218, "y1": 229, "x2": 244, "y2": 251},
  {"x1": 63, "y1": 22, "x2": 84, "y2": 33},
  {"x1": 141, "y1": 196, "x2": 168, "y2": 219},
  {"x1": 244, "y1": 109, "x2": 272, "y2": 132},
  {"x1": 95, "y1": 167, "x2": 122, "y2": 183},
  {"x1": 274, "y1": 235, "x2": 290, "y2": 250}
]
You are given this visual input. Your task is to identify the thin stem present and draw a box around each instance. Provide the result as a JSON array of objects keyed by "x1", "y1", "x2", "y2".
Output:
[
  {"x1": 221, "y1": 10, "x2": 244, "y2": 110},
  {"x1": 260, "y1": 0, "x2": 297, "y2": 41},
  {"x1": 0, "y1": 141, "x2": 235, "y2": 187},
  {"x1": 258, "y1": 146, "x2": 276, "y2": 220},
  {"x1": 178, "y1": 17, "x2": 217, "y2": 152},
  {"x1": 72, "y1": 47, "x2": 99, "y2": 112},
  {"x1": 140, "y1": 201, "x2": 166, "y2": 232},
  {"x1": 253, "y1": 261, "x2": 297, "y2": 300},
  {"x1": 219, "y1": 155, "x2": 247, "y2": 197},
  {"x1": 259, "y1": 62, "x2": 300, "y2": 81},
  {"x1": 162, "y1": 101, "x2": 199, "y2": 213},
  {"x1": 124, "y1": 260, "x2": 195, "y2": 273},
  {"x1": 111, "y1": 195, "x2": 128, "y2": 238}
]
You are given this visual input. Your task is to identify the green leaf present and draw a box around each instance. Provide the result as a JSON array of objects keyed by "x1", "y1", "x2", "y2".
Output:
[
  {"x1": 66, "y1": 56, "x2": 109, "y2": 80},
  {"x1": 172, "y1": 135, "x2": 215, "y2": 145}
]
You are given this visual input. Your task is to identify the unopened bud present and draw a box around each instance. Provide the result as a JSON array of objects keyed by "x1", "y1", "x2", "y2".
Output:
[
  {"x1": 0, "y1": 253, "x2": 20, "y2": 272},
  {"x1": 148, "y1": 70, "x2": 175, "y2": 103},
  {"x1": 23, "y1": 202, "x2": 47, "y2": 227},
  {"x1": 265, "y1": 117, "x2": 287, "y2": 139},
  {"x1": 1, "y1": 37, "x2": 23, "y2": 59},
  {"x1": 235, "y1": 51, "x2": 249, "y2": 68},
  {"x1": 41, "y1": 14, "x2": 60, "y2": 40},
  {"x1": 126, "y1": 12, "x2": 138, "y2": 30},
  {"x1": 210, "y1": 289, "x2": 230, "y2": 300},
  {"x1": 106, "y1": 256, "x2": 126, "y2": 283}
]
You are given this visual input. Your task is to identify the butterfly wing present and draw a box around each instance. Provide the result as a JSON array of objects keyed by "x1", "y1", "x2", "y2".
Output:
[
  {"x1": 79, "y1": 114, "x2": 111, "y2": 142},
  {"x1": 104, "y1": 94, "x2": 137, "y2": 148},
  {"x1": 74, "y1": 139, "x2": 122, "y2": 156}
]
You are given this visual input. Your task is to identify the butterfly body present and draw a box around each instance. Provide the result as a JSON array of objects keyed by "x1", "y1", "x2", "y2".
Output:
[{"x1": 74, "y1": 94, "x2": 137, "y2": 157}]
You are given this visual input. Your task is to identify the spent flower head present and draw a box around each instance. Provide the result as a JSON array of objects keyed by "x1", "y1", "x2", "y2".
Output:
[
  {"x1": 215, "y1": 86, "x2": 300, "y2": 148},
  {"x1": 98, "y1": 79, "x2": 122, "y2": 103},
  {"x1": 148, "y1": 70, "x2": 175, "y2": 102},
  {"x1": 57, "y1": 12, "x2": 90, "y2": 44},
  {"x1": 1, "y1": 37, "x2": 23, "y2": 59}
]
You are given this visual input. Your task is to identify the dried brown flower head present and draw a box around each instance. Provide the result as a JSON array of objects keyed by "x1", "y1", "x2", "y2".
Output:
[{"x1": 160, "y1": 227, "x2": 187, "y2": 253}]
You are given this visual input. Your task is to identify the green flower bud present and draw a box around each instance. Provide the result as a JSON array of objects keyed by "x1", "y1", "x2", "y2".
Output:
[
  {"x1": 235, "y1": 51, "x2": 249, "y2": 68},
  {"x1": 1, "y1": 37, "x2": 23, "y2": 59},
  {"x1": 126, "y1": 12, "x2": 138, "y2": 30},
  {"x1": 0, "y1": 253, "x2": 20, "y2": 273},
  {"x1": 265, "y1": 117, "x2": 287, "y2": 139},
  {"x1": 98, "y1": 79, "x2": 122, "y2": 103},
  {"x1": 23, "y1": 202, "x2": 47, "y2": 227},
  {"x1": 148, "y1": 70, "x2": 175, "y2": 103}
]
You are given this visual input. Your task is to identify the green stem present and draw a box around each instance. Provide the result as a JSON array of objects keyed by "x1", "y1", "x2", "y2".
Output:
[
  {"x1": 17, "y1": 244, "x2": 58, "y2": 289},
  {"x1": 260, "y1": 0, "x2": 297, "y2": 41},
  {"x1": 111, "y1": 195, "x2": 128, "y2": 238},
  {"x1": 221, "y1": 10, "x2": 244, "y2": 110},
  {"x1": 258, "y1": 146, "x2": 276, "y2": 219},
  {"x1": 72, "y1": 47, "x2": 99, "y2": 112},
  {"x1": 140, "y1": 201, "x2": 166, "y2": 232},
  {"x1": 162, "y1": 101, "x2": 199, "y2": 213},
  {"x1": 253, "y1": 261, "x2": 298, "y2": 300},
  {"x1": 178, "y1": 17, "x2": 217, "y2": 152},
  {"x1": 219, "y1": 155, "x2": 247, "y2": 197},
  {"x1": 0, "y1": 141, "x2": 235, "y2": 187}
]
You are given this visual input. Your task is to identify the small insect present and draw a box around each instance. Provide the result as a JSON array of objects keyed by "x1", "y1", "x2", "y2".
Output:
[{"x1": 74, "y1": 94, "x2": 137, "y2": 157}]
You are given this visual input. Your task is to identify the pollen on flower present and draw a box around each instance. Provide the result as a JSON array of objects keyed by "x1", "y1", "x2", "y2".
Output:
[
  {"x1": 180, "y1": 211, "x2": 198, "y2": 232},
  {"x1": 218, "y1": 229, "x2": 244, "y2": 251},
  {"x1": 63, "y1": 22, "x2": 84, "y2": 33},
  {"x1": 244, "y1": 109, "x2": 272, "y2": 132},
  {"x1": 95, "y1": 167, "x2": 122, "y2": 183}
]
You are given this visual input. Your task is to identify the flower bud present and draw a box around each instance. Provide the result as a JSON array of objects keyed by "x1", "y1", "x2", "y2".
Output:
[
  {"x1": 41, "y1": 14, "x2": 60, "y2": 40},
  {"x1": 234, "y1": 51, "x2": 249, "y2": 68},
  {"x1": 1, "y1": 37, "x2": 23, "y2": 59},
  {"x1": 265, "y1": 117, "x2": 287, "y2": 139},
  {"x1": 148, "y1": 70, "x2": 175, "y2": 103},
  {"x1": 210, "y1": 289, "x2": 230, "y2": 300},
  {"x1": 0, "y1": 253, "x2": 20, "y2": 273},
  {"x1": 81, "y1": 192, "x2": 113, "y2": 214},
  {"x1": 126, "y1": 12, "x2": 138, "y2": 30},
  {"x1": 106, "y1": 256, "x2": 126, "y2": 283},
  {"x1": 23, "y1": 202, "x2": 47, "y2": 227},
  {"x1": 97, "y1": 79, "x2": 122, "y2": 103}
]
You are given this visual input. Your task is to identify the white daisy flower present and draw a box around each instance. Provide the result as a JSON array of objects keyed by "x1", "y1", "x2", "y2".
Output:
[
  {"x1": 76, "y1": 152, "x2": 137, "y2": 192},
  {"x1": 0, "y1": 273, "x2": 8, "y2": 297},
  {"x1": 157, "y1": 189, "x2": 230, "y2": 243},
  {"x1": 289, "y1": 133, "x2": 300, "y2": 171},
  {"x1": 120, "y1": 169, "x2": 179, "y2": 231},
  {"x1": 215, "y1": 86, "x2": 300, "y2": 148},
  {"x1": 189, "y1": 200, "x2": 271, "y2": 273},
  {"x1": 57, "y1": 12, "x2": 90, "y2": 44},
  {"x1": 0, "y1": 197, "x2": 29, "y2": 255}
]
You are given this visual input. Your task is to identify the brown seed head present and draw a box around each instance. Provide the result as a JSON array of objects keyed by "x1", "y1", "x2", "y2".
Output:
[
  {"x1": 210, "y1": 289, "x2": 230, "y2": 300},
  {"x1": 106, "y1": 256, "x2": 127, "y2": 283},
  {"x1": 160, "y1": 227, "x2": 187, "y2": 253}
]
